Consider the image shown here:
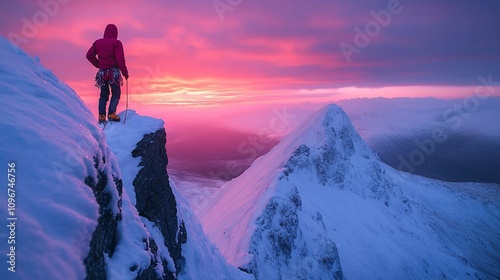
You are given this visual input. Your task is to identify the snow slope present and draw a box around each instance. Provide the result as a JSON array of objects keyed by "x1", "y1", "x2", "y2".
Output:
[
  {"x1": 199, "y1": 104, "x2": 500, "y2": 279},
  {"x1": 105, "y1": 112, "x2": 252, "y2": 280},
  {"x1": 0, "y1": 35, "x2": 249, "y2": 280},
  {"x1": 104, "y1": 110, "x2": 164, "y2": 206},
  {"x1": 171, "y1": 179, "x2": 253, "y2": 280},
  {"x1": 0, "y1": 35, "x2": 179, "y2": 280},
  {"x1": 0, "y1": 35, "x2": 168, "y2": 280},
  {"x1": 0, "y1": 36, "x2": 114, "y2": 279},
  {"x1": 101, "y1": 112, "x2": 176, "y2": 279}
]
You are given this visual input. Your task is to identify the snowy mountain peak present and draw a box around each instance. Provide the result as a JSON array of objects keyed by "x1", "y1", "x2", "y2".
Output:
[
  {"x1": 279, "y1": 103, "x2": 363, "y2": 153},
  {"x1": 200, "y1": 103, "x2": 402, "y2": 278},
  {"x1": 200, "y1": 103, "x2": 498, "y2": 279},
  {"x1": 279, "y1": 104, "x2": 393, "y2": 198}
]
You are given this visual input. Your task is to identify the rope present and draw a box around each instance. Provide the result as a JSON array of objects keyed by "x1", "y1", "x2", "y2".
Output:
[{"x1": 123, "y1": 79, "x2": 129, "y2": 124}]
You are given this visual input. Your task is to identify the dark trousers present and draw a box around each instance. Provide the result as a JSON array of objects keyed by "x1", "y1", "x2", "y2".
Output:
[{"x1": 98, "y1": 82, "x2": 121, "y2": 115}]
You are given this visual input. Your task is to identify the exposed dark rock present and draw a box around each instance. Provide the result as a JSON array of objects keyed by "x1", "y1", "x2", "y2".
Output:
[
  {"x1": 283, "y1": 145, "x2": 311, "y2": 177},
  {"x1": 132, "y1": 128, "x2": 186, "y2": 276},
  {"x1": 136, "y1": 238, "x2": 176, "y2": 280},
  {"x1": 84, "y1": 128, "x2": 186, "y2": 279},
  {"x1": 84, "y1": 157, "x2": 122, "y2": 280},
  {"x1": 248, "y1": 187, "x2": 301, "y2": 278},
  {"x1": 248, "y1": 186, "x2": 345, "y2": 280}
]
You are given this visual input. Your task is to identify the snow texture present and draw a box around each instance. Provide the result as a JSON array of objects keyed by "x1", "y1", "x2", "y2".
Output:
[
  {"x1": 170, "y1": 179, "x2": 253, "y2": 280},
  {"x1": 106, "y1": 111, "x2": 252, "y2": 279},
  {"x1": 0, "y1": 35, "x2": 114, "y2": 279},
  {"x1": 104, "y1": 110, "x2": 164, "y2": 206},
  {"x1": 200, "y1": 103, "x2": 500, "y2": 279},
  {"x1": 102, "y1": 111, "x2": 179, "y2": 278},
  {"x1": 0, "y1": 35, "x2": 165, "y2": 280},
  {"x1": 1, "y1": 33, "x2": 498, "y2": 279},
  {"x1": 0, "y1": 35, "x2": 247, "y2": 280}
]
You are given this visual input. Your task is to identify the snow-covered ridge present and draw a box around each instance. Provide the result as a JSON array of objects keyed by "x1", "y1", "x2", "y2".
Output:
[
  {"x1": 199, "y1": 104, "x2": 396, "y2": 265},
  {"x1": 0, "y1": 34, "x2": 170, "y2": 279},
  {"x1": 1, "y1": 34, "x2": 498, "y2": 279},
  {"x1": 106, "y1": 113, "x2": 252, "y2": 279},
  {"x1": 0, "y1": 36, "x2": 250, "y2": 280},
  {"x1": 0, "y1": 35, "x2": 114, "y2": 279},
  {"x1": 200, "y1": 103, "x2": 500, "y2": 279}
]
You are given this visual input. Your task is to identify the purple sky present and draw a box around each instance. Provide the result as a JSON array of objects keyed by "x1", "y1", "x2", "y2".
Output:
[
  {"x1": 1, "y1": 0, "x2": 499, "y2": 107},
  {"x1": 2, "y1": 0, "x2": 500, "y2": 183}
]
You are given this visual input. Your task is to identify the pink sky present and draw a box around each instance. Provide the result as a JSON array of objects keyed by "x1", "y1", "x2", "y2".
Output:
[
  {"x1": 1, "y1": 0, "x2": 500, "y2": 115},
  {"x1": 2, "y1": 0, "x2": 500, "y2": 183}
]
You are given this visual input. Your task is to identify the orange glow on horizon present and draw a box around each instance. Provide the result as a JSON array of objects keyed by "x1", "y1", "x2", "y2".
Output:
[{"x1": 4, "y1": 0, "x2": 498, "y2": 116}]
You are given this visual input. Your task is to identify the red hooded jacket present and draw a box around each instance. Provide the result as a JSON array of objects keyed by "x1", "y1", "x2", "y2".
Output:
[{"x1": 86, "y1": 24, "x2": 129, "y2": 79}]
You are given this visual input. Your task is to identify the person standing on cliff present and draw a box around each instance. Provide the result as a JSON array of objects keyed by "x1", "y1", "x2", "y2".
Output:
[{"x1": 86, "y1": 24, "x2": 129, "y2": 123}]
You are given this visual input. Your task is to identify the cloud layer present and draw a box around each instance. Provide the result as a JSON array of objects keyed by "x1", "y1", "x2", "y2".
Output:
[{"x1": 1, "y1": 0, "x2": 500, "y2": 106}]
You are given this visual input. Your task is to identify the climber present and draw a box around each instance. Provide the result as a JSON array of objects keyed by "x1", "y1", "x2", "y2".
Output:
[{"x1": 86, "y1": 24, "x2": 129, "y2": 123}]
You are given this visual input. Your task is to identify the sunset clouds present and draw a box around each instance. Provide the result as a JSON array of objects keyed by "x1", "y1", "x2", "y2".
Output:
[{"x1": 1, "y1": 0, "x2": 499, "y2": 107}]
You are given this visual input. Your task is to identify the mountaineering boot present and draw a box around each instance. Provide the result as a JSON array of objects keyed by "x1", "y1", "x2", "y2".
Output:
[
  {"x1": 108, "y1": 112, "x2": 121, "y2": 122},
  {"x1": 98, "y1": 114, "x2": 107, "y2": 123}
]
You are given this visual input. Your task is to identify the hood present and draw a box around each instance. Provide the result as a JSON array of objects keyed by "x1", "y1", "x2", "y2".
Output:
[{"x1": 103, "y1": 24, "x2": 118, "y2": 39}]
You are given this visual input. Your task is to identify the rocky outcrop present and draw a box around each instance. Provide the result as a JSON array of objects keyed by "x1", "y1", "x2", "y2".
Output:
[
  {"x1": 84, "y1": 161, "x2": 122, "y2": 280},
  {"x1": 0, "y1": 35, "x2": 244, "y2": 279},
  {"x1": 84, "y1": 128, "x2": 187, "y2": 279},
  {"x1": 247, "y1": 185, "x2": 345, "y2": 280},
  {"x1": 132, "y1": 128, "x2": 187, "y2": 276}
]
